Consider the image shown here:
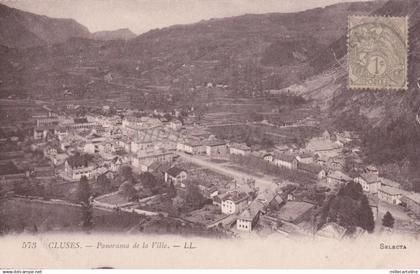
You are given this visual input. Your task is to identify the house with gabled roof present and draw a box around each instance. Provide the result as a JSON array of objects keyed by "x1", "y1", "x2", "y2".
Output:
[
  {"x1": 314, "y1": 153, "x2": 329, "y2": 166},
  {"x1": 221, "y1": 191, "x2": 249, "y2": 214},
  {"x1": 237, "y1": 200, "x2": 264, "y2": 232},
  {"x1": 326, "y1": 170, "x2": 352, "y2": 187},
  {"x1": 275, "y1": 201, "x2": 315, "y2": 224},
  {"x1": 205, "y1": 139, "x2": 228, "y2": 158},
  {"x1": 110, "y1": 156, "x2": 123, "y2": 172},
  {"x1": 197, "y1": 183, "x2": 219, "y2": 199},
  {"x1": 64, "y1": 154, "x2": 95, "y2": 180},
  {"x1": 164, "y1": 167, "x2": 187, "y2": 186},
  {"x1": 327, "y1": 157, "x2": 345, "y2": 171},
  {"x1": 297, "y1": 162, "x2": 326, "y2": 180},
  {"x1": 229, "y1": 143, "x2": 251, "y2": 156},
  {"x1": 273, "y1": 153, "x2": 298, "y2": 169},
  {"x1": 296, "y1": 152, "x2": 314, "y2": 164},
  {"x1": 354, "y1": 173, "x2": 381, "y2": 194},
  {"x1": 378, "y1": 185, "x2": 405, "y2": 205},
  {"x1": 380, "y1": 177, "x2": 401, "y2": 189},
  {"x1": 365, "y1": 165, "x2": 379, "y2": 175},
  {"x1": 262, "y1": 152, "x2": 274, "y2": 162},
  {"x1": 401, "y1": 192, "x2": 420, "y2": 217},
  {"x1": 176, "y1": 139, "x2": 205, "y2": 155}
]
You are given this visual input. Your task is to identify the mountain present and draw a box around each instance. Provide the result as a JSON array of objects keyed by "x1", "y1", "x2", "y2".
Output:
[
  {"x1": 1, "y1": 0, "x2": 420, "y2": 184},
  {"x1": 0, "y1": 3, "x2": 91, "y2": 48},
  {"x1": 285, "y1": 0, "x2": 420, "y2": 185},
  {"x1": 0, "y1": 0, "x2": 384, "y2": 100},
  {"x1": 92, "y1": 28, "x2": 137, "y2": 41}
]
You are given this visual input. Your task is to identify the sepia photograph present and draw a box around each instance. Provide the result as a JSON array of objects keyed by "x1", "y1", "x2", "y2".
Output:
[{"x1": 0, "y1": 0, "x2": 419, "y2": 270}]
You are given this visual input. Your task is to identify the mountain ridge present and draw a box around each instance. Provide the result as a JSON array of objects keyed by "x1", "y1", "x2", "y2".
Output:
[
  {"x1": 91, "y1": 28, "x2": 137, "y2": 41},
  {"x1": 0, "y1": 3, "x2": 138, "y2": 48},
  {"x1": 0, "y1": 3, "x2": 91, "y2": 48}
]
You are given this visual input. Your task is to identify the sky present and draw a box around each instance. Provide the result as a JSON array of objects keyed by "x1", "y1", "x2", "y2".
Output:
[{"x1": 1, "y1": 0, "x2": 370, "y2": 34}]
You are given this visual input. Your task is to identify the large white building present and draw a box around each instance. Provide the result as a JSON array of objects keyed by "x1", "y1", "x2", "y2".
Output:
[
  {"x1": 221, "y1": 192, "x2": 248, "y2": 215},
  {"x1": 64, "y1": 154, "x2": 96, "y2": 181},
  {"x1": 378, "y1": 185, "x2": 405, "y2": 205},
  {"x1": 354, "y1": 173, "x2": 381, "y2": 194},
  {"x1": 176, "y1": 139, "x2": 206, "y2": 155},
  {"x1": 236, "y1": 201, "x2": 264, "y2": 232}
]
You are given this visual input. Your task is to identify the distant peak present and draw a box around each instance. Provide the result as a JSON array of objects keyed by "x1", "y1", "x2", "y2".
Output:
[{"x1": 92, "y1": 28, "x2": 136, "y2": 41}]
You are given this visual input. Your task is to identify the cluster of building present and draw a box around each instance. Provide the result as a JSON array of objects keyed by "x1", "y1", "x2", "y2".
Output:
[
  {"x1": 3, "y1": 105, "x2": 420, "y2": 239},
  {"x1": 177, "y1": 129, "x2": 420, "y2": 237},
  {"x1": 29, "y1": 108, "x2": 420, "y2": 221}
]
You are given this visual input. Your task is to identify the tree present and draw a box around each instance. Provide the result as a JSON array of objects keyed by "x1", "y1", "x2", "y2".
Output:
[
  {"x1": 185, "y1": 184, "x2": 206, "y2": 210},
  {"x1": 81, "y1": 203, "x2": 93, "y2": 231},
  {"x1": 139, "y1": 172, "x2": 157, "y2": 189},
  {"x1": 97, "y1": 174, "x2": 112, "y2": 192},
  {"x1": 119, "y1": 181, "x2": 138, "y2": 201},
  {"x1": 172, "y1": 196, "x2": 185, "y2": 211},
  {"x1": 261, "y1": 135, "x2": 274, "y2": 148},
  {"x1": 31, "y1": 180, "x2": 45, "y2": 198},
  {"x1": 75, "y1": 177, "x2": 93, "y2": 231},
  {"x1": 77, "y1": 176, "x2": 91, "y2": 205},
  {"x1": 358, "y1": 195, "x2": 375, "y2": 233},
  {"x1": 0, "y1": 195, "x2": 8, "y2": 235},
  {"x1": 382, "y1": 211, "x2": 395, "y2": 229},
  {"x1": 338, "y1": 182, "x2": 363, "y2": 200},
  {"x1": 167, "y1": 181, "x2": 177, "y2": 198},
  {"x1": 323, "y1": 182, "x2": 375, "y2": 233},
  {"x1": 42, "y1": 182, "x2": 53, "y2": 200},
  {"x1": 412, "y1": 179, "x2": 420, "y2": 194},
  {"x1": 120, "y1": 166, "x2": 133, "y2": 182}
]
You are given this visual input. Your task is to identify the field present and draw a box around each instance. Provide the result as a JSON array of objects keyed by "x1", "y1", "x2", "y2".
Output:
[
  {"x1": 1, "y1": 198, "x2": 90, "y2": 233},
  {"x1": 0, "y1": 197, "x2": 150, "y2": 234}
]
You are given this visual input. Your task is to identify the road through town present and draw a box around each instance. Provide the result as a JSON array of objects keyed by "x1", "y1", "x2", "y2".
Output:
[{"x1": 176, "y1": 152, "x2": 280, "y2": 193}]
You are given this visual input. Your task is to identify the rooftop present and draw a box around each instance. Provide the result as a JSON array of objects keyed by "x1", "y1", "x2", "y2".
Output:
[
  {"x1": 405, "y1": 192, "x2": 420, "y2": 204},
  {"x1": 66, "y1": 154, "x2": 92, "y2": 168},
  {"x1": 222, "y1": 191, "x2": 248, "y2": 203},
  {"x1": 379, "y1": 185, "x2": 404, "y2": 196},
  {"x1": 297, "y1": 162, "x2": 323, "y2": 174},
  {"x1": 205, "y1": 139, "x2": 227, "y2": 147},
  {"x1": 183, "y1": 139, "x2": 203, "y2": 147},
  {"x1": 74, "y1": 117, "x2": 89, "y2": 124},
  {"x1": 366, "y1": 165, "x2": 378, "y2": 172},
  {"x1": 380, "y1": 177, "x2": 401, "y2": 188},
  {"x1": 137, "y1": 150, "x2": 173, "y2": 159},
  {"x1": 306, "y1": 138, "x2": 341, "y2": 152},
  {"x1": 238, "y1": 200, "x2": 264, "y2": 221},
  {"x1": 274, "y1": 152, "x2": 297, "y2": 163},
  {"x1": 299, "y1": 152, "x2": 314, "y2": 159},
  {"x1": 166, "y1": 166, "x2": 186, "y2": 177},
  {"x1": 327, "y1": 170, "x2": 352, "y2": 181},
  {"x1": 229, "y1": 143, "x2": 251, "y2": 151},
  {"x1": 276, "y1": 201, "x2": 314, "y2": 223},
  {"x1": 360, "y1": 173, "x2": 380, "y2": 184}
]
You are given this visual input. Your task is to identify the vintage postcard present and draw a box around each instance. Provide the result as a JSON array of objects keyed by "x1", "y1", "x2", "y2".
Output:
[{"x1": 0, "y1": 0, "x2": 420, "y2": 270}]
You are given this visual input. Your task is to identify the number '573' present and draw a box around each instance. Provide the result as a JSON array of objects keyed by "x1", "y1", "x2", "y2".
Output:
[{"x1": 22, "y1": 242, "x2": 37, "y2": 248}]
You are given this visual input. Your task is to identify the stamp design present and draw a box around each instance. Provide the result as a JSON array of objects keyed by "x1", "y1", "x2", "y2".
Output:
[{"x1": 348, "y1": 16, "x2": 408, "y2": 90}]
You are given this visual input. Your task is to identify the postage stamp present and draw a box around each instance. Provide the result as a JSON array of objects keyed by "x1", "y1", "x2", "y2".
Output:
[{"x1": 347, "y1": 16, "x2": 408, "y2": 90}]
